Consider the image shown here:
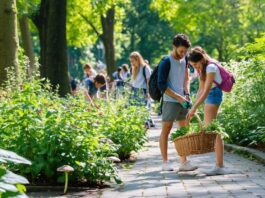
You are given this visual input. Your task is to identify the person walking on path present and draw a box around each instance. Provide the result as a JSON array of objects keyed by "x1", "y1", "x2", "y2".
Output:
[
  {"x1": 186, "y1": 46, "x2": 228, "y2": 175},
  {"x1": 157, "y1": 34, "x2": 197, "y2": 171}
]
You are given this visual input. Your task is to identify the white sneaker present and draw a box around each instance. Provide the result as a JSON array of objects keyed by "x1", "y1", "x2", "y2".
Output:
[
  {"x1": 204, "y1": 166, "x2": 227, "y2": 176},
  {"x1": 162, "y1": 162, "x2": 174, "y2": 171},
  {"x1": 179, "y1": 161, "x2": 198, "y2": 172}
]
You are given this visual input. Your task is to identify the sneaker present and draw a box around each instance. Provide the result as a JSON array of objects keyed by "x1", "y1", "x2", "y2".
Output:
[
  {"x1": 204, "y1": 166, "x2": 227, "y2": 176},
  {"x1": 179, "y1": 161, "x2": 198, "y2": 172},
  {"x1": 144, "y1": 121, "x2": 150, "y2": 129},
  {"x1": 162, "y1": 162, "x2": 174, "y2": 171},
  {"x1": 149, "y1": 119, "x2": 155, "y2": 127}
]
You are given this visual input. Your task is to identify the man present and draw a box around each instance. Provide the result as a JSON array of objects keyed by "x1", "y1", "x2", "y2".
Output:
[
  {"x1": 84, "y1": 73, "x2": 106, "y2": 105},
  {"x1": 158, "y1": 34, "x2": 197, "y2": 171}
]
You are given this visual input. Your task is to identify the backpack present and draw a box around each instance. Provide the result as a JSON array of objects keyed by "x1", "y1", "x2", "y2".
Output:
[
  {"x1": 148, "y1": 57, "x2": 170, "y2": 101},
  {"x1": 209, "y1": 61, "x2": 235, "y2": 92}
]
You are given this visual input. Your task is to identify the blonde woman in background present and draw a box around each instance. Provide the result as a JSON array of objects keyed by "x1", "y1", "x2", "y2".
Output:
[{"x1": 129, "y1": 51, "x2": 152, "y2": 107}]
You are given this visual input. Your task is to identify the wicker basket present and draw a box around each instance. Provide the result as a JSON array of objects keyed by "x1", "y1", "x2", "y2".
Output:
[{"x1": 174, "y1": 114, "x2": 218, "y2": 156}]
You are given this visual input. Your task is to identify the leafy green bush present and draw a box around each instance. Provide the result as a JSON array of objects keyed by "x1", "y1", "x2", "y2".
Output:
[
  {"x1": 219, "y1": 35, "x2": 265, "y2": 147},
  {"x1": 0, "y1": 148, "x2": 31, "y2": 198},
  {"x1": 0, "y1": 73, "x2": 148, "y2": 186},
  {"x1": 98, "y1": 100, "x2": 148, "y2": 159},
  {"x1": 0, "y1": 78, "x2": 120, "y2": 185}
]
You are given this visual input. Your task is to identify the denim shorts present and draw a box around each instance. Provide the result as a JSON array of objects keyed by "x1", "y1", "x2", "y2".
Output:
[{"x1": 205, "y1": 86, "x2": 223, "y2": 105}]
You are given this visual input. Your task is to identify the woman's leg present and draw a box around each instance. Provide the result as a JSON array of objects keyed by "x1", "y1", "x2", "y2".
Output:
[{"x1": 204, "y1": 104, "x2": 224, "y2": 167}]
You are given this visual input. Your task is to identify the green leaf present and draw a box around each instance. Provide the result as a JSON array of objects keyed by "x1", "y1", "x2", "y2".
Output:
[{"x1": 16, "y1": 184, "x2": 26, "y2": 193}]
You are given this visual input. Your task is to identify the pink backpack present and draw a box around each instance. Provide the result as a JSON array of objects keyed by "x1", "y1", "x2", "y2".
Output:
[{"x1": 209, "y1": 61, "x2": 235, "y2": 92}]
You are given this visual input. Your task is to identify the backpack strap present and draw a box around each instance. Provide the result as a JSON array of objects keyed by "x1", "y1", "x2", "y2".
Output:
[
  {"x1": 163, "y1": 56, "x2": 171, "y2": 80},
  {"x1": 208, "y1": 61, "x2": 222, "y2": 86},
  {"x1": 185, "y1": 56, "x2": 188, "y2": 68},
  {"x1": 142, "y1": 65, "x2": 148, "y2": 84}
]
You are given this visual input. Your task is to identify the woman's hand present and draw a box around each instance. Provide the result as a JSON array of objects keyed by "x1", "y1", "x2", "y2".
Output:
[{"x1": 186, "y1": 107, "x2": 196, "y2": 120}]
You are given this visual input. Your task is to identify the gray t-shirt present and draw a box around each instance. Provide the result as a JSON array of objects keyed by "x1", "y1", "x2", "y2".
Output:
[
  {"x1": 163, "y1": 55, "x2": 186, "y2": 103},
  {"x1": 131, "y1": 65, "x2": 151, "y2": 89}
]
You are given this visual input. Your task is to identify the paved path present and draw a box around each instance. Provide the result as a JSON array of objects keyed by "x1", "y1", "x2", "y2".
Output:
[{"x1": 29, "y1": 115, "x2": 265, "y2": 198}]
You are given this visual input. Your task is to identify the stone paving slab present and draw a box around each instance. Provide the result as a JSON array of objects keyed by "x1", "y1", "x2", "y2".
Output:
[{"x1": 28, "y1": 115, "x2": 265, "y2": 198}]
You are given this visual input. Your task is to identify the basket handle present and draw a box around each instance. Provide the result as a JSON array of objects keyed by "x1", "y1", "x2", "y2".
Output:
[{"x1": 188, "y1": 113, "x2": 204, "y2": 132}]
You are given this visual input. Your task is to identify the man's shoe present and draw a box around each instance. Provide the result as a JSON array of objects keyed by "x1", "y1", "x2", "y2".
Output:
[
  {"x1": 162, "y1": 162, "x2": 174, "y2": 171},
  {"x1": 179, "y1": 161, "x2": 198, "y2": 172}
]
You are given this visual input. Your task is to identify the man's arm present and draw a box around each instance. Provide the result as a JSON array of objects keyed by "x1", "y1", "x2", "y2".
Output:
[{"x1": 164, "y1": 88, "x2": 187, "y2": 103}]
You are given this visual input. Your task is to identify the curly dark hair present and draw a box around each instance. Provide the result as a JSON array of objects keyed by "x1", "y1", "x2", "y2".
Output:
[
  {"x1": 94, "y1": 74, "x2": 106, "y2": 85},
  {"x1": 172, "y1": 33, "x2": 191, "y2": 48}
]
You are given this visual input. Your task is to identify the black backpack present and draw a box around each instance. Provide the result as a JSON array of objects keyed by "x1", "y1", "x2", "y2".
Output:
[
  {"x1": 148, "y1": 56, "x2": 170, "y2": 101},
  {"x1": 148, "y1": 56, "x2": 188, "y2": 101}
]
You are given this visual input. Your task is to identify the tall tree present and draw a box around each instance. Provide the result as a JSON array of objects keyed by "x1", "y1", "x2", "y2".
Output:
[
  {"x1": 68, "y1": 0, "x2": 129, "y2": 76},
  {"x1": 19, "y1": 16, "x2": 36, "y2": 76},
  {"x1": 0, "y1": 0, "x2": 19, "y2": 86},
  {"x1": 17, "y1": 0, "x2": 40, "y2": 76},
  {"x1": 32, "y1": 0, "x2": 70, "y2": 96},
  {"x1": 118, "y1": 0, "x2": 174, "y2": 66}
]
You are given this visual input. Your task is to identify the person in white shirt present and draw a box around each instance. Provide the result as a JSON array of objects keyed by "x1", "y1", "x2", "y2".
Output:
[
  {"x1": 129, "y1": 51, "x2": 151, "y2": 106},
  {"x1": 187, "y1": 46, "x2": 226, "y2": 176}
]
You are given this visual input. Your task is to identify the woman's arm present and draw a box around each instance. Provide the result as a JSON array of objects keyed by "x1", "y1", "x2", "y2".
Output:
[
  {"x1": 186, "y1": 73, "x2": 215, "y2": 120},
  {"x1": 193, "y1": 73, "x2": 215, "y2": 110},
  {"x1": 196, "y1": 79, "x2": 205, "y2": 100}
]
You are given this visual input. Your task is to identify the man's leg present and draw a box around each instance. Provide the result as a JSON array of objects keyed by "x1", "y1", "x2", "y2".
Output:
[
  {"x1": 160, "y1": 121, "x2": 173, "y2": 162},
  {"x1": 176, "y1": 120, "x2": 188, "y2": 164}
]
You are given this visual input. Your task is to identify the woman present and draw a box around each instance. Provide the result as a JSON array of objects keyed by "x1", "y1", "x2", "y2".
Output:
[
  {"x1": 129, "y1": 51, "x2": 151, "y2": 107},
  {"x1": 186, "y1": 46, "x2": 227, "y2": 175}
]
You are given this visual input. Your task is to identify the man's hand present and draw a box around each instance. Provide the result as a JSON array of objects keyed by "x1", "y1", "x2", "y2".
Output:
[
  {"x1": 178, "y1": 96, "x2": 188, "y2": 104},
  {"x1": 185, "y1": 95, "x2": 191, "y2": 102}
]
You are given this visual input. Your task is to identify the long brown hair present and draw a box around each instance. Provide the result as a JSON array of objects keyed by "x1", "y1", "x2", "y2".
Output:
[
  {"x1": 130, "y1": 51, "x2": 145, "y2": 80},
  {"x1": 188, "y1": 46, "x2": 212, "y2": 81}
]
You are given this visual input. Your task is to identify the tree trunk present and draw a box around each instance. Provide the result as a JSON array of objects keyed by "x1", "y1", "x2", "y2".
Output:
[
  {"x1": 31, "y1": 0, "x2": 48, "y2": 78},
  {"x1": 101, "y1": 7, "x2": 116, "y2": 77},
  {"x1": 19, "y1": 15, "x2": 35, "y2": 76},
  {"x1": 130, "y1": 27, "x2": 135, "y2": 52},
  {"x1": 0, "y1": 0, "x2": 19, "y2": 86},
  {"x1": 31, "y1": 0, "x2": 70, "y2": 96}
]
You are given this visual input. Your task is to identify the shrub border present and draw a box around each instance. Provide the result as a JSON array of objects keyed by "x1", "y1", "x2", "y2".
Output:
[{"x1": 224, "y1": 143, "x2": 265, "y2": 165}]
